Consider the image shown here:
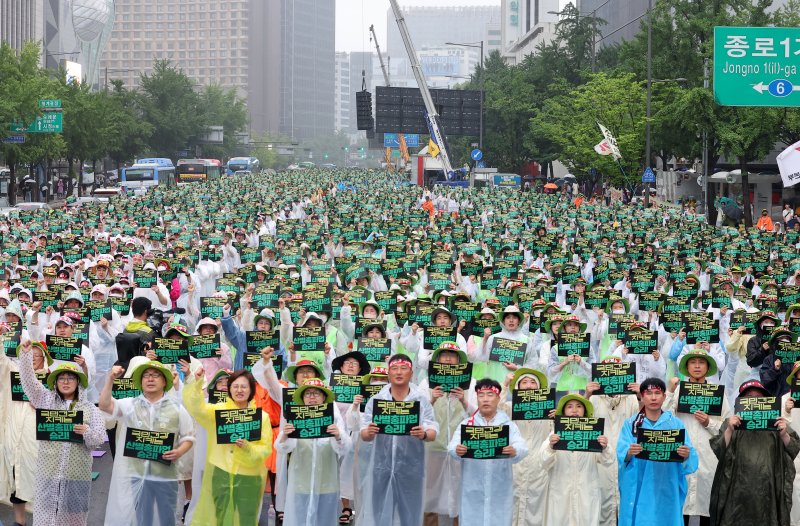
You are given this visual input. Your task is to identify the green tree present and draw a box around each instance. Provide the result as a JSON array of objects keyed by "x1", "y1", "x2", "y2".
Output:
[
  {"x1": 139, "y1": 60, "x2": 204, "y2": 158},
  {"x1": 105, "y1": 80, "x2": 152, "y2": 172},
  {"x1": 196, "y1": 84, "x2": 249, "y2": 160}
]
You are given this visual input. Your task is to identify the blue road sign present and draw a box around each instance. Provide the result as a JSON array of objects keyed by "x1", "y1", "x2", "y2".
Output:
[
  {"x1": 471, "y1": 149, "x2": 483, "y2": 161},
  {"x1": 404, "y1": 134, "x2": 420, "y2": 147},
  {"x1": 476, "y1": 160, "x2": 486, "y2": 168},
  {"x1": 2, "y1": 135, "x2": 25, "y2": 144},
  {"x1": 384, "y1": 133, "x2": 399, "y2": 148},
  {"x1": 642, "y1": 167, "x2": 656, "y2": 183}
]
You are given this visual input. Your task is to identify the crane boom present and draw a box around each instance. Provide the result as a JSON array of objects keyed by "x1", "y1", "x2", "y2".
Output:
[
  {"x1": 388, "y1": 0, "x2": 454, "y2": 178},
  {"x1": 369, "y1": 24, "x2": 391, "y2": 87}
]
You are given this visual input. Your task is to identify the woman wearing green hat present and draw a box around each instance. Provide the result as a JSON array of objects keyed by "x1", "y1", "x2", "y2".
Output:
[
  {"x1": 664, "y1": 350, "x2": 731, "y2": 525},
  {"x1": 276, "y1": 378, "x2": 350, "y2": 526},
  {"x1": 17, "y1": 339, "x2": 106, "y2": 526},
  {"x1": 0, "y1": 340, "x2": 52, "y2": 526},
  {"x1": 99, "y1": 360, "x2": 195, "y2": 526},
  {"x1": 540, "y1": 394, "x2": 612, "y2": 526}
]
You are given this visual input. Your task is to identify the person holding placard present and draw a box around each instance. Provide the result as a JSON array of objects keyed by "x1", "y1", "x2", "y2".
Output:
[
  {"x1": 746, "y1": 311, "x2": 780, "y2": 368},
  {"x1": 46, "y1": 314, "x2": 97, "y2": 398},
  {"x1": 663, "y1": 350, "x2": 731, "y2": 526},
  {"x1": 276, "y1": 378, "x2": 351, "y2": 526},
  {"x1": 192, "y1": 317, "x2": 232, "y2": 383},
  {"x1": 547, "y1": 314, "x2": 592, "y2": 393},
  {"x1": 448, "y1": 378, "x2": 527, "y2": 526},
  {"x1": 220, "y1": 304, "x2": 286, "y2": 371},
  {"x1": 17, "y1": 340, "x2": 106, "y2": 526},
  {"x1": 538, "y1": 393, "x2": 612, "y2": 525},
  {"x1": 359, "y1": 354, "x2": 438, "y2": 526},
  {"x1": 612, "y1": 322, "x2": 666, "y2": 384},
  {"x1": 500, "y1": 367, "x2": 553, "y2": 526},
  {"x1": 709, "y1": 380, "x2": 799, "y2": 526},
  {"x1": 617, "y1": 377, "x2": 698, "y2": 526},
  {"x1": 99, "y1": 360, "x2": 195, "y2": 526},
  {"x1": 182, "y1": 366, "x2": 272, "y2": 526},
  {"x1": 478, "y1": 305, "x2": 537, "y2": 385},
  {"x1": 585, "y1": 358, "x2": 641, "y2": 526},
  {"x1": 759, "y1": 328, "x2": 800, "y2": 397},
  {"x1": 670, "y1": 331, "x2": 726, "y2": 385},
  {"x1": 781, "y1": 364, "x2": 800, "y2": 526},
  {"x1": 403, "y1": 305, "x2": 467, "y2": 378},
  {"x1": 418, "y1": 342, "x2": 477, "y2": 526},
  {"x1": 0, "y1": 340, "x2": 52, "y2": 526}
]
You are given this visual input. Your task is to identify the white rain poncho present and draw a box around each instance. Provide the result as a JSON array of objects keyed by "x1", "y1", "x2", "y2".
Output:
[
  {"x1": 447, "y1": 409, "x2": 528, "y2": 526},
  {"x1": 18, "y1": 350, "x2": 106, "y2": 526},
  {"x1": 103, "y1": 394, "x2": 195, "y2": 526},
  {"x1": 275, "y1": 408, "x2": 351, "y2": 526},
  {"x1": 358, "y1": 383, "x2": 438, "y2": 525}
]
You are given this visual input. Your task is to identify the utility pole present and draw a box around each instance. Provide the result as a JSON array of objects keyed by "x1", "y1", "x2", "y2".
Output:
[{"x1": 644, "y1": 0, "x2": 652, "y2": 208}]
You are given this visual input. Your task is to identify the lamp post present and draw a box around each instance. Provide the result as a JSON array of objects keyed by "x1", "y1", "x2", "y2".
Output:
[{"x1": 445, "y1": 41, "x2": 484, "y2": 150}]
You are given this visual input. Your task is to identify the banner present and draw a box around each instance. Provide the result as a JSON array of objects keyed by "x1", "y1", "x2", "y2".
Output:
[
  {"x1": 591, "y1": 362, "x2": 636, "y2": 395},
  {"x1": 636, "y1": 428, "x2": 685, "y2": 462},
  {"x1": 489, "y1": 337, "x2": 527, "y2": 365},
  {"x1": 36, "y1": 409, "x2": 83, "y2": 443},
  {"x1": 553, "y1": 416, "x2": 605, "y2": 452},
  {"x1": 677, "y1": 382, "x2": 724, "y2": 416},
  {"x1": 556, "y1": 333, "x2": 591, "y2": 359},
  {"x1": 214, "y1": 407, "x2": 262, "y2": 443},
  {"x1": 735, "y1": 396, "x2": 780, "y2": 430},
  {"x1": 511, "y1": 388, "x2": 556, "y2": 420},
  {"x1": 286, "y1": 403, "x2": 334, "y2": 439},
  {"x1": 372, "y1": 400, "x2": 420, "y2": 435},
  {"x1": 596, "y1": 122, "x2": 621, "y2": 160},
  {"x1": 428, "y1": 362, "x2": 472, "y2": 392},
  {"x1": 123, "y1": 428, "x2": 175, "y2": 465},
  {"x1": 460, "y1": 425, "x2": 509, "y2": 459}
]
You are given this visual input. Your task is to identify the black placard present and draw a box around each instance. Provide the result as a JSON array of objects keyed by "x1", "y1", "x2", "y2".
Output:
[
  {"x1": 591, "y1": 362, "x2": 636, "y2": 395},
  {"x1": 735, "y1": 396, "x2": 780, "y2": 430},
  {"x1": 358, "y1": 337, "x2": 391, "y2": 363},
  {"x1": 423, "y1": 326, "x2": 458, "y2": 350},
  {"x1": 9, "y1": 371, "x2": 47, "y2": 401},
  {"x1": 677, "y1": 382, "x2": 724, "y2": 416},
  {"x1": 683, "y1": 314, "x2": 720, "y2": 344},
  {"x1": 489, "y1": 337, "x2": 527, "y2": 365},
  {"x1": 110, "y1": 296, "x2": 131, "y2": 315},
  {"x1": 153, "y1": 337, "x2": 190, "y2": 364},
  {"x1": 245, "y1": 330, "x2": 280, "y2": 353},
  {"x1": 556, "y1": 333, "x2": 591, "y2": 359},
  {"x1": 553, "y1": 416, "x2": 604, "y2": 452},
  {"x1": 123, "y1": 428, "x2": 175, "y2": 465},
  {"x1": 189, "y1": 333, "x2": 220, "y2": 359},
  {"x1": 136, "y1": 268, "x2": 158, "y2": 288},
  {"x1": 35, "y1": 409, "x2": 83, "y2": 443},
  {"x1": 636, "y1": 428, "x2": 685, "y2": 462},
  {"x1": 638, "y1": 291, "x2": 665, "y2": 312},
  {"x1": 623, "y1": 329, "x2": 658, "y2": 354},
  {"x1": 330, "y1": 374, "x2": 363, "y2": 403},
  {"x1": 112, "y1": 377, "x2": 142, "y2": 399},
  {"x1": 360, "y1": 383, "x2": 384, "y2": 409},
  {"x1": 286, "y1": 403, "x2": 334, "y2": 439},
  {"x1": 301, "y1": 285, "x2": 332, "y2": 314},
  {"x1": 730, "y1": 309, "x2": 759, "y2": 334},
  {"x1": 427, "y1": 362, "x2": 472, "y2": 392},
  {"x1": 86, "y1": 299, "x2": 113, "y2": 322},
  {"x1": 471, "y1": 316, "x2": 501, "y2": 337},
  {"x1": 460, "y1": 425, "x2": 509, "y2": 459},
  {"x1": 293, "y1": 326, "x2": 326, "y2": 353},
  {"x1": 45, "y1": 335, "x2": 83, "y2": 362},
  {"x1": 214, "y1": 407, "x2": 262, "y2": 443},
  {"x1": 372, "y1": 399, "x2": 420, "y2": 435},
  {"x1": 3, "y1": 331, "x2": 21, "y2": 357},
  {"x1": 200, "y1": 297, "x2": 228, "y2": 319},
  {"x1": 33, "y1": 289, "x2": 59, "y2": 309},
  {"x1": 775, "y1": 340, "x2": 800, "y2": 363},
  {"x1": 511, "y1": 388, "x2": 556, "y2": 420}
]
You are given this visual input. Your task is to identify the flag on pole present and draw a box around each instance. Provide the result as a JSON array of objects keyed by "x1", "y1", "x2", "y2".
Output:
[
  {"x1": 594, "y1": 139, "x2": 614, "y2": 156},
  {"x1": 777, "y1": 140, "x2": 800, "y2": 188},
  {"x1": 428, "y1": 139, "x2": 441, "y2": 158},
  {"x1": 597, "y1": 122, "x2": 622, "y2": 160}
]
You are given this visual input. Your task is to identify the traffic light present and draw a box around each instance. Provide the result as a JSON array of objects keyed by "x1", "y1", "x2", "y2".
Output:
[{"x1": 356, "y1": 90, "x2": 373, "y2": 131}]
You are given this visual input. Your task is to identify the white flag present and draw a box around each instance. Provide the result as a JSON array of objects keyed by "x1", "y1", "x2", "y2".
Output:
[
  {"x1": 778, "y1": 140, "x2": 800, "y2": 188},
  {"x1": 597, "y1": 122, "x2": 622, "y2": 160},
  {"x1": 594, "y1": 139, "x2": 614, "y2": 156}
]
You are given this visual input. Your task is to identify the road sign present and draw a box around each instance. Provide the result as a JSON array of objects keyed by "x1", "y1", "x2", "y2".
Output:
[
  {"x1": 471, "y1": 149, "x2": 483, "y2": 161},
  {"x1": 39, "y1": 99, "x2": 61, "y2": 109},
  {"x1": 383, "y1": 133, "x2": 399, "y2": 148},
  {"x1": 404, "y1": 134, "x2": 419, "y2": 148},
  {"x1": 714, "y1": 26, "x2": 800, "y2": 106},
  {"x1": 1, "y1": 135, "x2": 25, "y2": 144},
  {"x1": 10, "y1": 113, "x2": 63, "y2": 134},
  {"x1": 642, "y1": 167, "x2": 656, "y2": 183},
  {"x1": 476, "y1": 160, "x2": 486, "y2": 168}
]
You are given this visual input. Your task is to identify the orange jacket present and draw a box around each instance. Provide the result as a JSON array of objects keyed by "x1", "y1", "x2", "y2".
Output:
[{"x1": 756, "y1": 215, "x2": 774, "y2": 231}]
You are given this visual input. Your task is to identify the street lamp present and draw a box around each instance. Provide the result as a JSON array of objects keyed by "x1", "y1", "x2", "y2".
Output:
[{"x1": 445, "y1": 41, "x2": 484, "y2": 150}]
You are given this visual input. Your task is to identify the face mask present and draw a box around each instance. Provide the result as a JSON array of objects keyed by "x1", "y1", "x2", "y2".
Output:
[{"x1": 612, "y1": 309, "x2": 625, "y2": 315}]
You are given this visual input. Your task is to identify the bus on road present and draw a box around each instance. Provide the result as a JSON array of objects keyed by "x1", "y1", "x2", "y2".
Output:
[
  {"x1": 176, "y1": 159, "x2": 222, "y2": 184},
  {"x1": 120, "y1": 158, "x2": 175, "y2": 195},
  {"x1": 226, "y1": 157, "x2": 260, "y2": 176}
]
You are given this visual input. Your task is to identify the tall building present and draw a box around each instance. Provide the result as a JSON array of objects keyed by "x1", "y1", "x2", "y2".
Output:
[
  {"x1": 0, "y1": 0, "x2": 44, "y2": 52},
  {"x1": 335, "y1": 52, "x2": 351, "y2": 132},
  {"x1": 280, "y1": 0, "x2": 335, "y2": 140},
  {"x1": 578, "y1": 0, "x2": 647, "y2": 47},
  {"x1": 500, "y1": 0, "x2": 559, "y2": 64}
]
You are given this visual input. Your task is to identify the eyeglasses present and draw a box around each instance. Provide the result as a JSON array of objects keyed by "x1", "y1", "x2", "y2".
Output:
[
  {"x1": 141, "y1": 373, "x2": 164, "y2": 379},
  {"x1": 57, "y1": 376, "x2": 78, "y2": 383}
]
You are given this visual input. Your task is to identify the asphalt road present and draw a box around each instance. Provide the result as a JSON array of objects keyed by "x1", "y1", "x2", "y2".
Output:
[{"x1": 0, "y1": 441, "x2": 276, "y2": 525}]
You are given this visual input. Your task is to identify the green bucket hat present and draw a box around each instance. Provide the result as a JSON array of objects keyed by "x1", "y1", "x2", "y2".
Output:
[
  {"x1": 431, "y1": 341, "x2": 467, "y2": 364},
  {"x1": 285, "y1": 359, "x2": 324, "y2": 385},
  {"x1": 291, "y1": 378, "x2": 335, "y2": 405},
  {"x1": 556, "y1": 393, "x2": 594, "y2": 418},
  {"x1": 46, "y1": 362, "x2": 88, "y2": 390},
  {"x1": 131, "y1": 360, "x2": 175, "y2": 392},
  {"x1": 16, "y1": 340, "x2": 53, "y2": 366},
  {"x1": 510, "y1": 367, "x2": 549, "y2": 391},
  {"x1": 678, "y1": 349, "x2": 718, "y2": 378},
  {"x1": 605, "y1": 297, "x2": 630, "y2": 314}
]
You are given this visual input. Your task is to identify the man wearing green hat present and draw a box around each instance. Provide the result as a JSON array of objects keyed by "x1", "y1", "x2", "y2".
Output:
[{"x1": 99, "y1": 360, "x2": 195, "y2": 526}]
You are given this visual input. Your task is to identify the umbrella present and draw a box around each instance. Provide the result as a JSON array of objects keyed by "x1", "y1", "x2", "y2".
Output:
[{"x1": 544, "y1": 183, "x2": 558, "y2": 190}]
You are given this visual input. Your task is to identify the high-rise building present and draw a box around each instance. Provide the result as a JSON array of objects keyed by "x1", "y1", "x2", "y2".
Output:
[
  {"x1": 280, "y1": 0, "x2": 335, "y2": 140},
  {"x1": 500, "y1": 0, "x2": 559, "y2": 64},
  {"x1": 335, "y1": 52, "x2": 351, "y2": 132},
  {"x1": 1, "y1": 0, "x2": 44, "y2": 52},
  {"x1": 578, "y1": 0, "x2": 647, "y2": 47}
]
